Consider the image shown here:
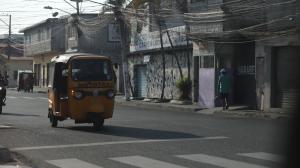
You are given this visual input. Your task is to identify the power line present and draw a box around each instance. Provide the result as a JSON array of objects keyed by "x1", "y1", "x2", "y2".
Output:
[{"x1": 63, "y1": 0, "x2": 78, "y2": 10}]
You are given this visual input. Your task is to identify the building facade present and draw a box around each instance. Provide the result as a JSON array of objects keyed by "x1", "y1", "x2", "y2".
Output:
[
  {"x1": 190, "y1": 0, "x2": 300, "y2": 111},
  {"x1": 21, "y1": 14, "x2": 123, "y2": 91},
  {"x1": 20, "y1": 18, "x2": 67, "y2": 88},
  {"x1": 0, "y1": 34, "x2": 33, "y2": 88},
  {"x1": 65, "y1": 14, "x2": 122, "y2": 92},
  {"x1": 0, "y1": 55, "x2": 33, "y2": 88},
  {"x1": 128, "y1": 0, "x2": 299, "y2": 111},
  {"x1": 254, "y1": 0, "x2": 300, "y2": 111},
  {"x1": 129, "y1": 1, "x2": 192, "y2": 99}
]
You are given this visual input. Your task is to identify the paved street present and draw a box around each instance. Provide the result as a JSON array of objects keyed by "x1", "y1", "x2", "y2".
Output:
[{"x1": 0, "y1": 90, "x2": 288, "y2": 168}]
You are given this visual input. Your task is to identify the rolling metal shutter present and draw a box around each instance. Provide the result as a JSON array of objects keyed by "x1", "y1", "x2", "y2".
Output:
[
  {"x1": 275, "y1": 47, "x2": 300, "y2": 110},
  {"x1": 134, "y1": 65, "x2": 147, "y2": 98}
]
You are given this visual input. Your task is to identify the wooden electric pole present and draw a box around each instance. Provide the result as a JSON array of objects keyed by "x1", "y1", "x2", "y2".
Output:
[
  {"x1": 8, "y1": 15, "x2": 11, "y2": 60},
  {"x1": 113, "y1": 3, "x2": 130, "y2": 100},
  {"x1": 70, "y1": 0, "x2": 82, "y2": 51}
]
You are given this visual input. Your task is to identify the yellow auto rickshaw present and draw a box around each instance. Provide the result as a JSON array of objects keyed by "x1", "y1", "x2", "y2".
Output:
[{"x1": 48, "y1": 53, "x2": 116, "y2": 129}]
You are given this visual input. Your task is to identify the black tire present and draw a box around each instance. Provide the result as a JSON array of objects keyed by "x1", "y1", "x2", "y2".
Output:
[
  {"x1": 51, "y1": 117, "x2": 58, "y2": 127},
  {"x1": 49, "y1": 110, "x2": 58, "y2": 127},
  {"x1": 93, "y1": 119, "x2": 104, "y2": 130},
  {"x1": 0, "y1": 105, "x2": 2, "y2": 114}
]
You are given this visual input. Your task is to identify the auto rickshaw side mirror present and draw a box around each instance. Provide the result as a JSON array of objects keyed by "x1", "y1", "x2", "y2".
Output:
[{"x1": 62, "y1": 70, "x2": 68, "y2": 77}]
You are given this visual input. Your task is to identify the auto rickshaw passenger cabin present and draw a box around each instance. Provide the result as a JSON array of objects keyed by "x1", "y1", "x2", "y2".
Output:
[{"x1": 48, "y1": 53, "x2": 116, "y2": 129}]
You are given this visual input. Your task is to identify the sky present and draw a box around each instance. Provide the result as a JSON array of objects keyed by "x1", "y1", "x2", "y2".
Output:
[{"x1": 0, "y1": 0, "x2": 106, "y2": 35}]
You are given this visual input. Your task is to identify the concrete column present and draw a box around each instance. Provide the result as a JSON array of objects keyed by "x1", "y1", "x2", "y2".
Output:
[
  {"x1": 263, "y1": 46, "x2": 272, "y2": 111},
  {"x1": 193, "y1": 56, "x2": 199, "y2": 103}
]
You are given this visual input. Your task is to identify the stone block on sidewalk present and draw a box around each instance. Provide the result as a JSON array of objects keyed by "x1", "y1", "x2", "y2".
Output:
[
  {"x1": 170, "y1": 100, "x2": 193, "y2": 105},
  {"x1": 0, "y1": 145, "x2": 12, "y2": 163}
]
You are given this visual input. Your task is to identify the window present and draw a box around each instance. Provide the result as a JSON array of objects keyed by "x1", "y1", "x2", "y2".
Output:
[
  {"x1": 200, "y1": 55, "x2": 214, "y2": 68},
  {"x1": 25, "y1": 35, "x2": 31, "y2": 44},
  {"x1": 68, "y1": 26, "x2": 76, "y2": 38},
  {"x1": 71, "y1": 59, "x2": 113, "y2": 81},
  {"x1": 46, "y1": 27, "x2": 50, "y2": 39},
  {"x1": 38, "y1": 30, "x2": 41, "y2": 41},
  {"x1": 48, "y1": 63, "x2": 55, "y2": 87}
]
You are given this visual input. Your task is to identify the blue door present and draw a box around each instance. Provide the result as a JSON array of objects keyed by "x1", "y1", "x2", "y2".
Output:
[{"x1": 134, "y1": 65, "x2": 147, "y2": 98}]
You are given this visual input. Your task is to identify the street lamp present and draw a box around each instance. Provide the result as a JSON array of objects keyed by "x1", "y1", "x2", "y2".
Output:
[{"x1": 44, "y1": 6, "x2": 72, "y2": 17}]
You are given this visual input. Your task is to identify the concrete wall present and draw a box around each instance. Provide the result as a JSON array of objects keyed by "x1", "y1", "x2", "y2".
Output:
[{"x1": 128, "y1": 49, "x2": 192, "y2": 99}]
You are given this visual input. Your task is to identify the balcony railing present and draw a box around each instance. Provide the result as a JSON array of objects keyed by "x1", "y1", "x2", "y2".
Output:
[{"x1": 24, "y1": 39, "x2": 51, "y2": 56}]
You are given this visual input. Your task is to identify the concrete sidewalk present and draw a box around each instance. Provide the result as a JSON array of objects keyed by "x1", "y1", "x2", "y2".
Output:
[
  {"x1": 115, "y1": 96, "x2": 201, "y2": 113},
  {"x1": 7, "y1": 87, "x2": 48, "y2": 94},
  {"x1": 115, "y1": 96, "x2": 291, "y2": 120}
]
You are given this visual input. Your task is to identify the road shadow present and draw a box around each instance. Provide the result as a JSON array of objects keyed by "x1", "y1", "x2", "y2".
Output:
[
  {"x1": 65, "y1": 125, "x2": 200, "y2": 139},
  {"x1": 0, "y1": 113, "x2": 40, "y2": 117}
]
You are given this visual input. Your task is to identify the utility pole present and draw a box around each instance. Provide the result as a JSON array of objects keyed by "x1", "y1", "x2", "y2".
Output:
[
  {"x1": 113, "y1": 4, "x2": 130, "y2": 101},
  {"x1": 7, "y1": 15, "x2": 11, "y2": 60},
  {"x1": 71, "y1": 0, "x2": 82, "y2": 15},
  {"x1": 76, "y1": 0, "x2": 80, "y2": 15},
  {"x1": 70, "y1": 0, "x2": 82, "y2": 51}
]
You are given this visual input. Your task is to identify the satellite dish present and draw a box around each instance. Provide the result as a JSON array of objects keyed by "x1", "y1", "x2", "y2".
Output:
[{"x1": 52, "y1": 12, "x2": 59, "y2": 17}]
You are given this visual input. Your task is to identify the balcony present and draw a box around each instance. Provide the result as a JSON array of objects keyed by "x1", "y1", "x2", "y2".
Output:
[{"x1": 24, "y1": 40, "x2": 52, "y2": 56}]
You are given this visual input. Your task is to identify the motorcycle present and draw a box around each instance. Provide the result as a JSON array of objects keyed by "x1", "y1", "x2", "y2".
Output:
[{"x1": 0, "y1": 86, "x2": 6, "y2": 114}]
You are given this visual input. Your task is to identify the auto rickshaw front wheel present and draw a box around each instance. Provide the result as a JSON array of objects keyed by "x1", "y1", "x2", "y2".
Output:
[
  {"x1": 93, "y1": 119, "x2": 104, "y2": 130},
  {"x1": 49, "y1": 110, "x2": 58, "y2": 127},
  {"x1": 51, "y1": 117, "x2": 58, "y2": 127}
]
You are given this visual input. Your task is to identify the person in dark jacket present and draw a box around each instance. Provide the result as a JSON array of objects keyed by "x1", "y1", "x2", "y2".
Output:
[{"x1": 218, "y1": 68, "x2": 230, "y2": 110}]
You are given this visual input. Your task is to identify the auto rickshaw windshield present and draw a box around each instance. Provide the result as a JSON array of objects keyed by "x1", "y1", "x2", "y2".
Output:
[{"x1": 71, "y1": 59, "x2": 113, "y2": 81}]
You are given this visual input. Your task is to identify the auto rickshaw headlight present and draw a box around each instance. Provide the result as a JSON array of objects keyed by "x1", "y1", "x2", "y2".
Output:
[
  {"x1": 107, "y1": 90, "x2": 115, "y2": 99},
  {"x1": 0, "y1": 87, "x2": 2, "y2": 90},
  {"x1": 72, "y1": 91, "x2": 84, "y2": 100}
]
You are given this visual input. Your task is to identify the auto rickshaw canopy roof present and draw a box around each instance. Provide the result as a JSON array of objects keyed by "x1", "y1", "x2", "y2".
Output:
[{"x1": 51, "y1": 53, "x2": 110, "y2": 64}]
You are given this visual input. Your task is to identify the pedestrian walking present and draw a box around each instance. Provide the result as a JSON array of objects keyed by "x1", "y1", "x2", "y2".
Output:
[{"x1": 218, "y1": 68, "x2": 230, "y2": 110}]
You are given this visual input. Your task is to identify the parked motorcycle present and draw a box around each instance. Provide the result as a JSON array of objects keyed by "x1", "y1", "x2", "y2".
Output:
[{"x1": 0, "y1": 76, "x2": 8, "y2": 114}]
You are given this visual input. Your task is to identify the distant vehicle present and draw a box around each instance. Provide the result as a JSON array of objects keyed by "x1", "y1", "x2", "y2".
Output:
[
  {"x1": 48, "y1": 53, "x2": 116, "y2": 129},
  {"x1": 17, "y1": 70, "x2": 34, "y2": 92}
]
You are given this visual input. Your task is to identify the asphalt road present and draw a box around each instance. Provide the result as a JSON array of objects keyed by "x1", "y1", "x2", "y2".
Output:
[{"x1": 0, "y1": 90, "x2": 289, "y2": 168}]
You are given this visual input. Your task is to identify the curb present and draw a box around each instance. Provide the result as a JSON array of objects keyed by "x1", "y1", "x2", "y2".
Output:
[
  {"x1": 115, "y1": 100, "x2": 199, "y2": 113},
  {"x1": 37, "y1": 91, "x2": 47, "y2": 94},
  {"x1": 0, "y1": 145, "x2": 12, "y2": 163},
  {"x1": 214, "y1": 111, "x2": 291, "y2": 120}
]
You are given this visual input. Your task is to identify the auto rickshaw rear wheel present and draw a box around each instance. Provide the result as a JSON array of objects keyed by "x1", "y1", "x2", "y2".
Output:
[{"x1": 93, "y1": 119, "x2": 104, "y2": 130}]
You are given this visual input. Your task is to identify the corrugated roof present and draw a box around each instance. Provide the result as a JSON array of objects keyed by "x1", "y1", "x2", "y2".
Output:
[{"x1": 19, "y1": 18, "x2": 59, "y2": 33}]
